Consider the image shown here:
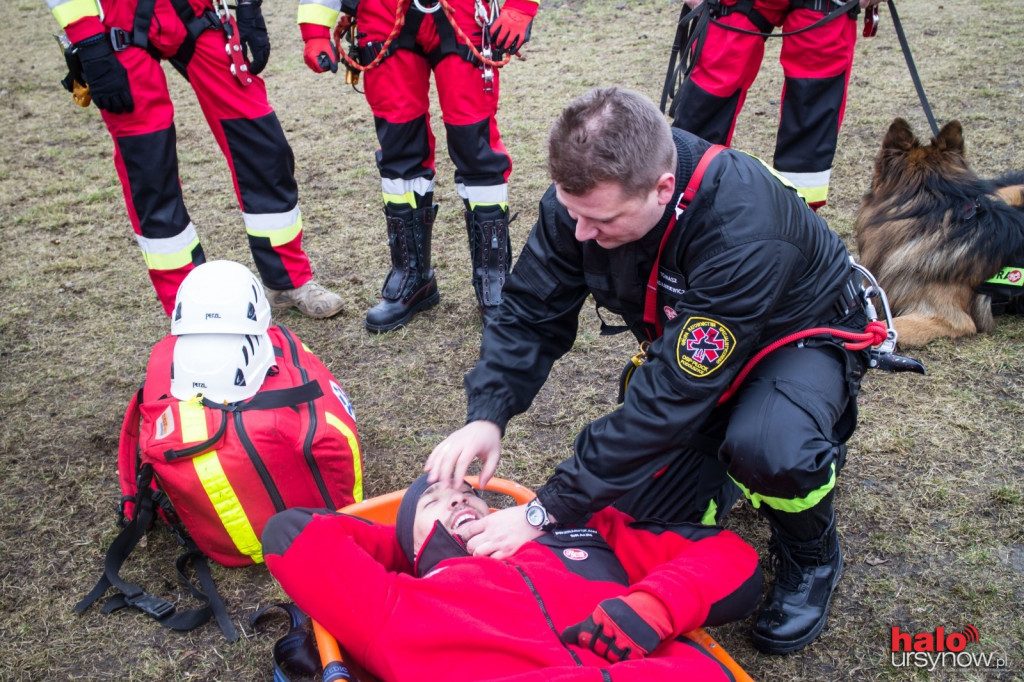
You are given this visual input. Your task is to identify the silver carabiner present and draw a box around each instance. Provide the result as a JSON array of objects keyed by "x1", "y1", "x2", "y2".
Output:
[
  {"x1": 475, "y1": 0, "x2": 499, "y2": 26},
  {"x1": 850, "y1": 256, "x2": 898, "y2": 351},
  {"x1": 412, "y1": 0, "x2": 442, "y2": 14}
]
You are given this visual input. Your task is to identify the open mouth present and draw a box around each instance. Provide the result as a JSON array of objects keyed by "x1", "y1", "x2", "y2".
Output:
[{"x1": 450, "y1": 509, "x2": 478, "y2": 533}]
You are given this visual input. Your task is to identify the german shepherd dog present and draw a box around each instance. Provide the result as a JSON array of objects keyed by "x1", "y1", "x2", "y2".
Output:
[{"x1": 855, "y1": 118, "x2": 1024, "y2": 347}]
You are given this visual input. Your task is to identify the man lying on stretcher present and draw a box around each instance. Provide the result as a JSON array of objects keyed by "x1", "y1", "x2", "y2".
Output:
[{"x1": 262, "y1": 475, "x2": 762, "y2": 682}]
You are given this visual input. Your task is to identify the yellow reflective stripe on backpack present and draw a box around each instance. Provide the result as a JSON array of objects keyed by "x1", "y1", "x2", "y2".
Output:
[
  {"x1": 179, "y1": 401, "x2": 264, "y2": 562},
  {"x1": 325, "y1": 411, "x2": 364, "y2": 504}
]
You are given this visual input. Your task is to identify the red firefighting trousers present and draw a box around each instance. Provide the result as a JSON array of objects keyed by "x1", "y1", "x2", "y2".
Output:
[
  {"x1": 97, "y1": 0, "x2": 312, "y2": 314},
  {"x1": 672, "y1": 0, "x2": 857, "y2": 209}
]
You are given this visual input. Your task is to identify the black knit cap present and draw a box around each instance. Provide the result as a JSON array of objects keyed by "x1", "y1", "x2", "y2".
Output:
[{"x1": 395, "y1": 473, "x2": 434, "y2": 565}]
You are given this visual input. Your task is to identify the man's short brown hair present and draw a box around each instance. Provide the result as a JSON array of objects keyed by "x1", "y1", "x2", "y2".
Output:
[{"x1": 547, "y1": 87, "x2": 677, "y2": 198}]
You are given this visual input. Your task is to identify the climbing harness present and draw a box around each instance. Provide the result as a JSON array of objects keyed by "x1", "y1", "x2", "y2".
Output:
[
  {"x1": 331, "y1": 0, "x2": 514, "y2": 91},
  {"x1": 661, "y1": 0, "x2": 940, "y2": 137}
]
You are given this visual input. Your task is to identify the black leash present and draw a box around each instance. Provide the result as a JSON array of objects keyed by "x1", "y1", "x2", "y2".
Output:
[{"x1": 886, "y1": 0, "x2": 940, "y2": 136}]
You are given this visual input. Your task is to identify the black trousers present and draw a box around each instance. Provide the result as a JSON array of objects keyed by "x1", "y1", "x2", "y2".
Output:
[{"x1": 615, "y1": 342, "x2": 864, "y2": 542}]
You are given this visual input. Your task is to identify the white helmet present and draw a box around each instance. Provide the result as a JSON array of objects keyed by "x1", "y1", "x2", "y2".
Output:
[
  {"x1": 170, "y1": 333, "x2": 275, "y2": 403},
  {"x1": 171, "y1": 260, "x2": 271, "y2": 336}
]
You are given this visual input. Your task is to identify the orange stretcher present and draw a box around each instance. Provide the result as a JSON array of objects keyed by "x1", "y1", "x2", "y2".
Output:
[{"x1": 312, "y1": 477, "x2": 754, "y2": 682}]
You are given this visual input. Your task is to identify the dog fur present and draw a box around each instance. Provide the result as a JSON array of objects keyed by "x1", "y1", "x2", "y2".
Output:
[{"x1": 854, "y1": 118, "x2": 1024, "y2": 347}]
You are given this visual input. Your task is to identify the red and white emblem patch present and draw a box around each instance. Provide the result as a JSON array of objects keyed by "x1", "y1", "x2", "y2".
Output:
[
  {"x1": 562, "y1": 548, "x2": 588, "y2": 561},
  {"x1": 663, "y1": 305, "x2": 677, "y2": 320},
  {"x1": 1008, "y1": 269, "x2": 1022, "y2": 284},
  {"x1": 676, "y1": 316, "x2": 735, "y2": 377}
]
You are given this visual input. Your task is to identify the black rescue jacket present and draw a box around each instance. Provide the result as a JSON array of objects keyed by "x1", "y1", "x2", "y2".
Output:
[{"x1": 465, "y1": 128, "x2": 857, "y2": 525}]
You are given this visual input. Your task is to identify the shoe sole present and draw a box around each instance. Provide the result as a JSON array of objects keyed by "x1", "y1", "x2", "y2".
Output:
[
  {"x1": 750, "y1": 551, "x2": 844, "y2": 655},
  {"x1": 364, "y1": 290, "x2": 440, "y2": 333}
]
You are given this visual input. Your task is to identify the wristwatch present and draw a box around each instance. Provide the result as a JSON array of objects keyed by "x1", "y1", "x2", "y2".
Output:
[{"x1": 525, "y1": 498, "x2": 556, "y2": 532}]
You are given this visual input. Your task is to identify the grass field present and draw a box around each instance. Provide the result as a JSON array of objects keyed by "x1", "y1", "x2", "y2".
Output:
[{"x1": 1, "y1": 0, "x2": 1022, "y2": 679}]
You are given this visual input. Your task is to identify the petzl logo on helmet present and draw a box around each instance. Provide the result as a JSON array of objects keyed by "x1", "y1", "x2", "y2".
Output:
[
  {"x1": 205, "y1": 313, "x2": 222, "y2": 319},
  {"x1": 562, "y1": 548, "x2": 588, "y2": 561},
  {"x1": 676, "y1": 317, "x2": 735, "y2": 377}
]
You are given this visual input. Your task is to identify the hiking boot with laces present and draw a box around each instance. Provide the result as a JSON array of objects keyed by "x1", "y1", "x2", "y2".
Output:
[
  {"x1": 266, "y1": 280, "x2": 344, "y2": 319},
  {"x1": 751, "y1": 522, "x2": 843, "y2": 655}
]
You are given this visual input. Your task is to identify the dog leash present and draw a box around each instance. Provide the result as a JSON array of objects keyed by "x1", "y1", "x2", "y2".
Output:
[{"x1": 884, "y1": 0, "x2": 940, "y2": 137}]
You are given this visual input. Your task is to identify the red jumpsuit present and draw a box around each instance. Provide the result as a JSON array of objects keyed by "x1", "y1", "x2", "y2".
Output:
[
  {"x1": 298, "y1": 0, "x2": 535, "y2": 213},
  {"x1": 671, "y1": 0, "x2": 859, "y2": 210},
  {"x1": 46, "y1": 0, "x2": 314, "y2": 314},
  {"x1": 263, "y1": 506, "x2": 761, "y2": 682}
]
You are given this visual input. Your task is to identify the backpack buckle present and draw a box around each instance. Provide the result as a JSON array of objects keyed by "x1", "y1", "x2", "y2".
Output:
[
  {"x1": 109, "y1": 27, "x2": 131, "y2": 52},
  {"x1": 126, "y1": 593, "x2": 176, "y2": 620}
]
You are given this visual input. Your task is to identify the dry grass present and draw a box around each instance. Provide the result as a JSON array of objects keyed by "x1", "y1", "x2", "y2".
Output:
[{"x1": 1, "y1": 0, "x2": 1023, "y2": 679}]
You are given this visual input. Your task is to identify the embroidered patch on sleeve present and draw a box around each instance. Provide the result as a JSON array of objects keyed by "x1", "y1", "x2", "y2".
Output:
[{"x1": 676, "y1": 316, "x2": 736, "y2": 377}]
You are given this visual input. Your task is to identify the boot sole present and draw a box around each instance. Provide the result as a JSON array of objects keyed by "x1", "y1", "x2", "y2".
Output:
[
  {"x1": 750, "y1": 552, "x2": 844, "y2": 655},
  {"x1": 364, "y1": 290, "x2": 440, "y2": 333}
]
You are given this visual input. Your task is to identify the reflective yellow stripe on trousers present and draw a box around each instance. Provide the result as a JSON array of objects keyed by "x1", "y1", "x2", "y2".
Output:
[{"x1": 179, "y1": 401, "x2": 264, "y2": 562}]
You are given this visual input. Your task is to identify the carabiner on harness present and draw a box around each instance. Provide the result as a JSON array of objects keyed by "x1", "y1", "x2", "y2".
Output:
[
  {"x1": 412, "y1": 0, "x2": 442, "y2": 13},
  {"x1": 475, "y1": 0, "x2": 499, "y2": 91},
  {"x1": 215, "y1": 0, "x2": 252, "y2": 86},
  {"x1": 849, "y1": 258, "x2": 925, "y2": 374}
]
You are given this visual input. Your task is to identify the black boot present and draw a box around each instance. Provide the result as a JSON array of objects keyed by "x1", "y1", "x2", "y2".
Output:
[
  {"x1": 365, "y1": 204, "x2": 440, "y2": 333},
  {"x1": 751, "y1": 516, "x2": 843, "y2": 655},
  {"x1": 465, "y1": 205, "x2": 512, "y2": 327}
]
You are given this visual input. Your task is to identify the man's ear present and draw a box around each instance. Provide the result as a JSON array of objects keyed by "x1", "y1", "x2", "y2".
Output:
[{"x1": 655, "y1": 173, "x2": 676, "y2": 206}]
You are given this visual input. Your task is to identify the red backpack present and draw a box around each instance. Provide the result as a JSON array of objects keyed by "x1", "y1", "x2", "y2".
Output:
[{"x1": 76, "y1": 325, "x2": 363, "y2": 639}]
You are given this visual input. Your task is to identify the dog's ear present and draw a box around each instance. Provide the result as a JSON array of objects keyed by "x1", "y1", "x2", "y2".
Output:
[
  {"x1": 934, "y1": 120, "x2": 965, "y2": 155},
  {"x1": 883, "y1": 118, "x2": 916, "y2": 152}
]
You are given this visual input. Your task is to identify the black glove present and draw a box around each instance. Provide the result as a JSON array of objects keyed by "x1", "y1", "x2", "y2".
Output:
[
  {"x1": 236, "y1": 0, "x2": 271, "y2": 75},
  {"x1": 76, "y1": 35, "x2": 134, "y2": 114}
]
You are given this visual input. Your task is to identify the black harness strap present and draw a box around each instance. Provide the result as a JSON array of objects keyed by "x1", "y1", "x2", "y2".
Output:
[
  {"x1": 109, "y1": 0, "x2": 222, "y2": 76},
  {"x1": 75, "y1": 463, "x2": 239, "y2": 641},
  {"x1": 356, "y1": 3, "x2": 484, "y2": 68}
]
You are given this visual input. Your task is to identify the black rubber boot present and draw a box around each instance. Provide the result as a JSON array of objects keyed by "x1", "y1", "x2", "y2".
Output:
[
  {"x1": 365, "y1": 204, "x2": 440, "y2": 333},
  {"x1": 751, "y1": 515, "x2": 843, "y2": 655},
  {"x1": 465, "y1": 205, "x2": 512, "y2": 327}
]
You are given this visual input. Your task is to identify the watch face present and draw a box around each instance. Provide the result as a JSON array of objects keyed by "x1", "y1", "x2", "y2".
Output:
[{"x1": 526, "y1": 503, "x2": 545, "y2": 527}]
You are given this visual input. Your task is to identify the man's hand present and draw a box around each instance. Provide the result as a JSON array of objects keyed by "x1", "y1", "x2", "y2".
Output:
[
  {"x1": 489, "y1": 7, "x2": 533, "y2": 53},
  {"x1": 76, "y1": 35, "x2": 134, "y2": 114},
  {"x1": 561, "y1": 592, "x2": 674, "y2": 662},
  {"x1": 424, "y1": 420, "x2": 502, "y2": 489},
  {"x1": 462, "y1": 504, "x2": 543, "y2": 559},
  {"x1": 236, "y1": 0, "x2": 271, "y2": 75},
  {"x1": 683, "y1": 0, "x2": 704, "y2": 9},
  {"x1": 860, "y1": 0, "x2": 884, "y2": 7},
  {"x1": 300, "y1": 24, "x2": 338, "y2": 73}
]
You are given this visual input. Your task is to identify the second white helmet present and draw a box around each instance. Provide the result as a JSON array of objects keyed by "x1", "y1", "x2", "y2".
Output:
[
  {"x1": 170, "y1": 332, "x2": 276, "y2": 404},
  {"x1": 171, "y1": 260, "x2": 271, "y2": 336}
]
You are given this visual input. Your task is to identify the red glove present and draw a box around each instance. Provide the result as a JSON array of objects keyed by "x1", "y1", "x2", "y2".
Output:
[
  {"x1": 300, "y1": 24, "x2": 338, "y2": 73},
  {"x1": 560, "y1": 592, "x2": 673, "y2": 662},
  {"x1": 489, "y1": 7, "x2": 533, "y2": 52}
]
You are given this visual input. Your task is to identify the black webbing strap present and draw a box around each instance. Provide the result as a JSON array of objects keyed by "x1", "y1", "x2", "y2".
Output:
[
  {"x1": 110, "y1": 0, "x2": 221, "y2": 76},
  {"x1": 162, "y1": 381, "x2": 323, "y2": 461},
  {"x1": 709, "y1": 0, "x2": 859, "y2": 38},
  {"x1": 131, "y1": 0, "x2": 156, "y2": 51},
  {"x1": 74, "y1": 463, "x2": 239, "y2": 641}
]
